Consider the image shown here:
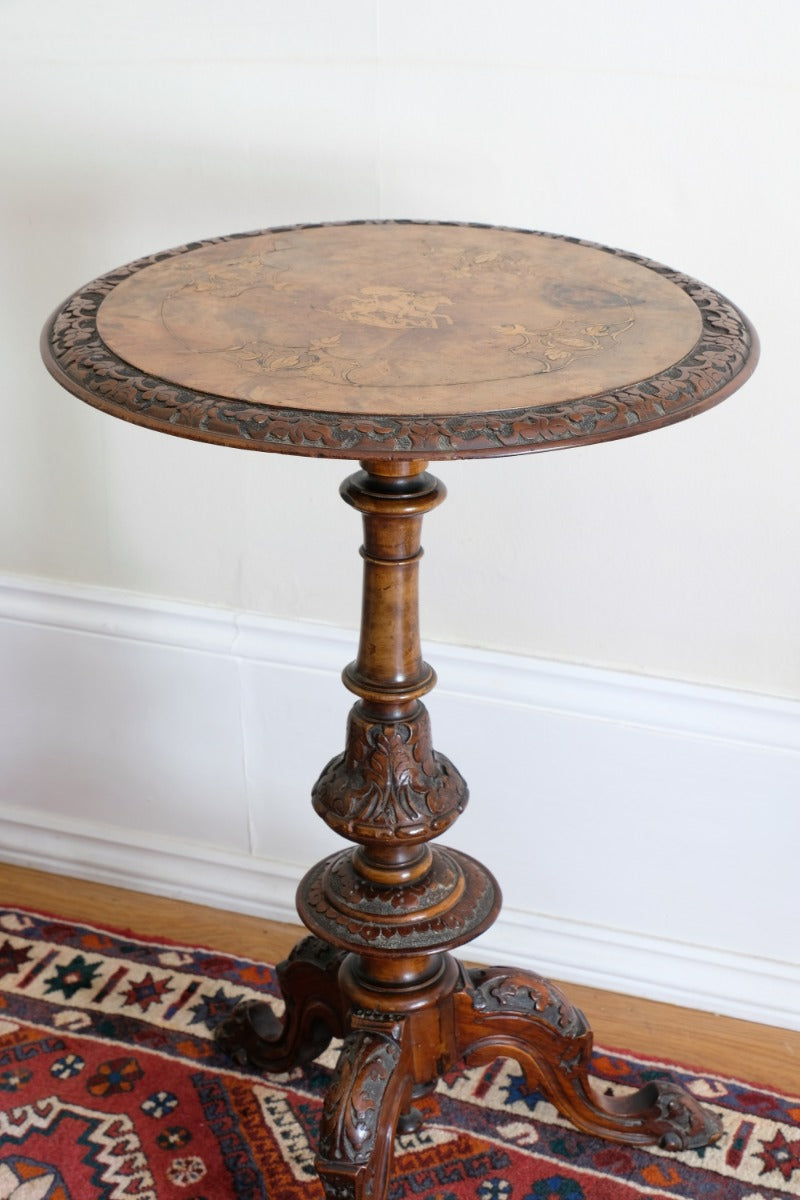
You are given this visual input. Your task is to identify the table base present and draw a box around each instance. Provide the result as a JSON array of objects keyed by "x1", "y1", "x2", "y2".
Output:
[
  {"x1": 214, "y1": 462, "x2": 721, "y2": 1200},
  {"x1": 216, "y1": 938, "x2": 720, "y2": 1198}
]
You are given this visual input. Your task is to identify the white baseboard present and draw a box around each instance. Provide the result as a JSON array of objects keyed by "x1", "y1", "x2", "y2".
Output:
[{"x1": 1, "y1": 573, "x2": 799, "y2": 1030}]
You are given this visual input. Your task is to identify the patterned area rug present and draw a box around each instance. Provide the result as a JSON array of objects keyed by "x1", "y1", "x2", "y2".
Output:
[{"x1": 0, "y1": 907, "x2": 797, "y2": 1200}]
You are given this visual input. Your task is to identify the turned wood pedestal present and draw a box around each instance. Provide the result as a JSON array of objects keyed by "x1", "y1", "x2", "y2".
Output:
[{"x1": 42, "y1": 220, "x2": 759, "y2": 1200}]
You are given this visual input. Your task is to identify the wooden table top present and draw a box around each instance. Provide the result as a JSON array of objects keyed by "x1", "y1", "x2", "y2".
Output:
[{"x1": 41, "y1": 221, "x2": 758, "y2": 459}]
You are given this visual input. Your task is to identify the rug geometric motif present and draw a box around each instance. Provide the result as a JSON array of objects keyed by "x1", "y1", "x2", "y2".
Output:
[{"x1": 0, "y1": 907, "x2": 797, "y2": 1199}]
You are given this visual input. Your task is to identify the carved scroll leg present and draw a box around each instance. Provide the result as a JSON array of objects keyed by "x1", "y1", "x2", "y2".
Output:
[
  {"x1": 214, "y1": 935, "x2": 347, "y2": 1073},
  {"x1": 316, "y1": 1015, "x2": 413, "y2": 1200},
  {"x1": 454, "y1": 965, "x2": 722, "y2": 1152}
]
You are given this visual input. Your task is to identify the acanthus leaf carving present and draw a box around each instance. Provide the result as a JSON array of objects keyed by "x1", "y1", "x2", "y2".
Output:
[
  {"x1": 318, "y1": 1028, "x2": 404, "y2": 1165},
  {"x1": 468, "y1": 967, "x2": 587, "y2": 1039},
  {"x1": 312, "y1": 704, "x2": 468, "y2": 843}
]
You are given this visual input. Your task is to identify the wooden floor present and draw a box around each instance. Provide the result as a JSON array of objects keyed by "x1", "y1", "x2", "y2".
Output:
[{"x1": 1, "y1": 862, "x2": 797, "y2": 1096}]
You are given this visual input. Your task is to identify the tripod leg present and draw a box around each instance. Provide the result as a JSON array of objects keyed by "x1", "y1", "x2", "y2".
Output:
[
  {"x1": 316, "y1": 1017, "x2": 413, "y2": 1200},
  {"x1": 454, "y1": 964, "x2": 721, "y2": 1151},
  {"x1": 215, "y1": 936, "x2": 347, "y2": 1072}
]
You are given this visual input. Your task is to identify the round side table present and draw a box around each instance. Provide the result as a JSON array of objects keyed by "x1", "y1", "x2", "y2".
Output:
[{"x1": 42, "y1": 220, "x2": 758, "y2": 1200}]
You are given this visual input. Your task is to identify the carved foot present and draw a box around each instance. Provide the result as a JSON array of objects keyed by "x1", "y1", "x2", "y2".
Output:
[
  {"x1": 621, "y1": 1077, "x2": 723, "y2": 1151},
  {"x1": 455, "y1": 965, "x2": 721, "y2": 1151},
  {"x1": 214, "y1": 935, "x2": 347, "y2": 1072},
  {"x1": 316, "y1": 1015, "x2": 413, "y2": 1200}
]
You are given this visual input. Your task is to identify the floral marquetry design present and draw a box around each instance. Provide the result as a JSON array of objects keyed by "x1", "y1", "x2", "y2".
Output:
[
  {"x1": 494, "y1": 317, "x2": 634, "y2": 374},
  {"x1": 41, "y1": 220, "x2": 758, "y2": 460},
  {"x1": 326, "y1": 286, "x2": 455, "y2": 330}
]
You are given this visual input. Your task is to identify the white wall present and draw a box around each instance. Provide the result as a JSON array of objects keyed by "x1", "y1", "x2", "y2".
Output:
[
  {"x1": 1, "y1": 3, "x2": 799, "y2": 1026},
  {"x1": 1, "y1": 0, "x2": 796, "y2": 695}
]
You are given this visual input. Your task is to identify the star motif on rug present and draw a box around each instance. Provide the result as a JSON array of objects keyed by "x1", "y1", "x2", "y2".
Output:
[
  {"x1": 43, "y1": 954, "x2": 102, "y2": 1000},
  {"x1": 0, "y1": 940, "x2": 32, "y2": 980},
  {"x1": 755, "y1": 1129, "x2": 800, "y2": 1181},
  {"x1": 502, "y1": 1070, "x2": 541, "y2": 1111},
  {"x1": 122, "y1": 971, "x2": 174, "y2": 1011},
  {"x1": 188, "y1": 986, "x2": 235, "y2": 1029}
]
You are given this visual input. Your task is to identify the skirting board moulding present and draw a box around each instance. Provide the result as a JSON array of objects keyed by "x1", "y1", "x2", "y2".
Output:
[{"x1": 1, "y1": 573, "x2": 798, "y2": 1031}]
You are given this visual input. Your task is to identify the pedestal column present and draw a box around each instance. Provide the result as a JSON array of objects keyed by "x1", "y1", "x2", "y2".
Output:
[
  {"x1": 216, "y1": 461, "x2": 722, "y2": 1200},
  {"x1": 299, "y1": 459, "x2": 501, "y2": 1006}
]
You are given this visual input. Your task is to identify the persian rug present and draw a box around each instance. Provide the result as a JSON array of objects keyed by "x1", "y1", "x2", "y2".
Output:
[{"x1": 0, "y1": 907, "x2": 797, "y2": 1200}]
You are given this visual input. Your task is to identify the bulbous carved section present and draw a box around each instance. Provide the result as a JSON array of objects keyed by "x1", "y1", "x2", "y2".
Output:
[{"x1": 312, "y1": 703, "x2": 468, "y2": 844}]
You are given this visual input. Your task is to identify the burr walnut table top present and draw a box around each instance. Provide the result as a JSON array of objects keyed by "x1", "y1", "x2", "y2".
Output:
[{"x1": 41, "y1": 220, "x2": 758, "y2": 459}]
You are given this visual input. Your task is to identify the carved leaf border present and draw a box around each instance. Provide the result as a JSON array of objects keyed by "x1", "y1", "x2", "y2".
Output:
[{"x1": 43, "y1": 221, "x2": 758, "y2": 460}]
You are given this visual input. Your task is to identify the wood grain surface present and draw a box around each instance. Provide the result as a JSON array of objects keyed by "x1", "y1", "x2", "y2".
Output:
[
  {"x1": 42, "y1": 222, "x2": 758, "y2": 458},
  {"x1": 96, "y1": 224, "x2": 700, "y2": 415}
]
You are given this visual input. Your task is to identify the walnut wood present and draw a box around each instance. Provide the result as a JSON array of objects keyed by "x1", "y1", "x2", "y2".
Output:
[
  {"x1": 214, "y1": 936, "x2": 347, "y2": 1073},
  {"x1": 454, "y1": 965, "x2": 720, "y2": 1151},
  {"x1": 40, "y1": 221, "x2": 759, "y2": 459},
  {"x1": 37, "y1": 223, "x2": 761, "y2": 1200},
  {"x1": 296, "y1": 463, "x2": 501, "y2": 980},
  {"x1": 95, "y1": 226, "x2": 703, "y2": 414},
  {"x1": 213, "y1": 461, "x2": 728, "y2": 1199}
]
